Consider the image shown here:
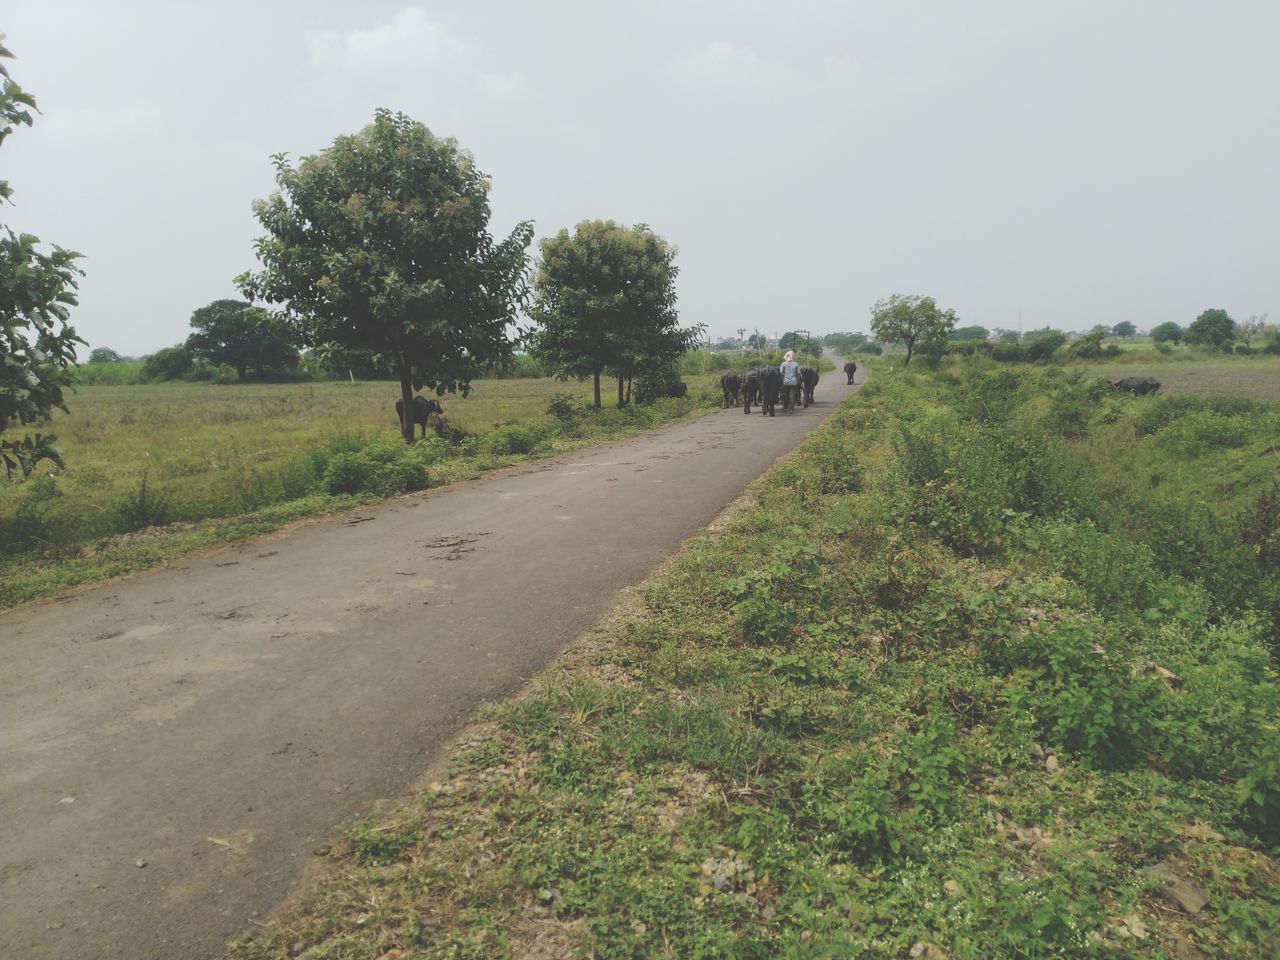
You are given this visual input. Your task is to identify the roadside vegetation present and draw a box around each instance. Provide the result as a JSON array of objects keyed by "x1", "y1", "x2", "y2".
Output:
[{"x1": 226, "y1": 360, "x2": 1279, "y2": 959}]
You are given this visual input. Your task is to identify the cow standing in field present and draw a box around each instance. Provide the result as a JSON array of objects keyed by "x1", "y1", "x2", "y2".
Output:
[
  {"x1": 800, "y1": 366, "x2": 819, "y2": 407},
  {"x1": 395, "y1": 395, "x2": 444, "y2": 438},
  {"x1": 1111, "y1": 377, "x2": 1161, "y2": 396},
  {"x1": 843, "y1": 360, "x2": 858, "y2": 384},
  {"x1": 720, "y1": 371, "x2": 742, "y2": 408}
]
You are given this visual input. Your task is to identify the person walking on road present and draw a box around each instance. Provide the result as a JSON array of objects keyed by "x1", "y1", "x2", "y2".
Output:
[{"x1": 780, "y1": 350, "x2": 801, "y2": 412}]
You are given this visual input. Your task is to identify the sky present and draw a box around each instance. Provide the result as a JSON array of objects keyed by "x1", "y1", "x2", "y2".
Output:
[{"x1": 5, "y1": 0, "x2": 1279, "y2": 355}]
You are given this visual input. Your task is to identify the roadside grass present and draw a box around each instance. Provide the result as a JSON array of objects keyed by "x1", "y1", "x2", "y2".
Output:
[
  {"x1": 226, "y1": 362, "x2": 1280, "y2": 960},
  {"x1": 0, "y1": 375, "x2": 724, "y2": 607}
]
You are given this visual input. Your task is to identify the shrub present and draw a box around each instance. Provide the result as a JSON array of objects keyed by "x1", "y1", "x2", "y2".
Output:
[
  {"x1": 322, "y1": 452, "x2": 375, "y2": 495},
  {"x1": 141, "y1": 346, "x2": 193, "y2": 381},
  {"x1": 483, "y1": 423, "x2": 540, "y2": 456}
]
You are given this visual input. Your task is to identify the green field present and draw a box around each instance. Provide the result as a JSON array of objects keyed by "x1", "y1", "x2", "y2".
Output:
[{"x1": 0, "y1": 373, "x2": 725, "y2": 606}]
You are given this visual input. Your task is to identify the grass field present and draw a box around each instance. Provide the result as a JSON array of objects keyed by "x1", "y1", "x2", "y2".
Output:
[
  {"x1": 0, "y1": 373, "x2": 726, "y2": 606},
  {"x1": 1079, "y1": 355, "x2": 1280, "y2": 402}
]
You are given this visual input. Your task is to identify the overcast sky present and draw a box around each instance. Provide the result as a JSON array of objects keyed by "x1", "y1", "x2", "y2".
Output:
[{"x1": 5, "y1": 0, "x2": 1278, "y2": 355}]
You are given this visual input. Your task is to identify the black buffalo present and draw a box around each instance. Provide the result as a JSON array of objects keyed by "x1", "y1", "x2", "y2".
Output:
[
  {"x1": 1111, "y1": 377, "x2": 1161, "y2": 396},
  {"x1": 667, "y1": 381, "x2": 688, "y2": 399},
  {"x1": 843, "y1": 360, "x2": 858, "y2": 384},
  {"x1": 742, "y1": 371, "x2": 759, "y2": 413},
  {"x1": 754, "y1": 365, "x2": 781, "y2": 417},
  {"x1": 395, "y1": 395, "x2": 444, "y2": 437},
  {"x1": 720, "y1": 371, "x2": 742, "y2": 407},
  {"x1": 800, "y1": 366, "x2": 819, "y2": 407}
]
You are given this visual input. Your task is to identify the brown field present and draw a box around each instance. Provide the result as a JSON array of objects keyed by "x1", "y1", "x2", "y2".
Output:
[{"x1": 1079, "y1": 355, "x2": 1280, "y2": 402}]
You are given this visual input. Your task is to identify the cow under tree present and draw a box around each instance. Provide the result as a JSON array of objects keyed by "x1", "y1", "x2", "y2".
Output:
[{"x1": 395, "y1": 395, "x2": 444, "y2": 438}]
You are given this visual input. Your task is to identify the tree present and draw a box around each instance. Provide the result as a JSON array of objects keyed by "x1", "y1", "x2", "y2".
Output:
[
  {"x1": 528, "y1": 220, "x2": 696, "y2": 409},
  {"x1": 141, "y1": 345, "x2": 193, "y2": 381},
  {"x1": 1112, "y1": 321, "x2": 1136, "y2": 339},
  {"x1": 747, "y1": 332, "x2": 767, "y2": 350},
  {"x1": 868, "y1": 294, "x2": 957, "y2": 366},
  {"x1": 995, "y1": 329, "x2": 1021, "y2": 344},
  {"x1": 185, "y1": 299, "x2": 299, "y2": 379},
  {"x1": 1024, "y1": 329, "x2": 1066, "y2": 361},
  {"x1": 1150, "y1": 321, "x2": 1183, "y2": 344},
  {"x1": 1185, "y1": 308, "x2": 1236, "y2": 348},
  {"x1": 238, "y1": 109, "x2": 533, "y2": 441},
  {"x1": 1067, "y1": 326, "x2": 1107, "y2": 359},
  {"x1": 0, "y1": 36, "x2": 84, "y2": 478},
  {"x1": 89, "y1": 347, "x2": 123, "y2": 363},
  {"x1": 950, "y1": 325, "x2": 989, "y2": 341},
  {"x1": 1238, "y1": 314, "x2": 1267, "y2": 348}
]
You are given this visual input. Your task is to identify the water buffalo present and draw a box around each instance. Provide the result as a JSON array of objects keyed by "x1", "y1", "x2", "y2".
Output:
[
  {"x1": 395, "y1": 395, "x2": 444, "y2": 437},
  {"x1": 800, "y1": 366, "x2": 819, "y2": 407},
  {"x1": 755, "y1": 365, "x2": 782, "y2": 417},
  {"x1": 742, "y1": 370, "x2": 759, "y2": 413},
  {"x1": 843, "y1": 360, "x2": 858, "y2": 384},
  {"x1": 667, "y1": 381, "x2": 688, "y2": 398},
  {"x1": 720, "y1": 371, "x2": 742, "y2": 407},
  {"x1": 1111, "y1": 377, "x2": 1161, "y2": 396}
]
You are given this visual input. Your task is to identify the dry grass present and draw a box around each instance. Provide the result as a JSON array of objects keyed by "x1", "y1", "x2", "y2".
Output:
[{"x1": 1078, "y1": 355, "x2": 1280, "y2": 402}]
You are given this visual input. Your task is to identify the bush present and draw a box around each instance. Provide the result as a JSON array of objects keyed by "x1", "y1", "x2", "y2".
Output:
[
  {"x1": 483, "y1": 423, "x2": 540, "y2": 456},
  {"x1": 141, "y1": 346, "x2": 194, "y2": 381},
  {"x1": 322, "y1": 452, "x2": 375, "y2": 495}
]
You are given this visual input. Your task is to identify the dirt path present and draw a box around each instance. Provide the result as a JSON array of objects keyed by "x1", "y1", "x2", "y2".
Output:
[{"x1": 1, "y1": 368, "x2": 861, "y2": 960}]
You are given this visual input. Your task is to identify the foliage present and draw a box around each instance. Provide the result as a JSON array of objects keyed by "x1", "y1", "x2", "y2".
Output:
[
  {"x1": 88, "y1": 347, "x2": 123, "y2": 363},
  {"x1": 1186, "y1": 308, "x2": 1237, "y2": 349},
  {"x1": 950, "y1": 325, "x2": 989, "y2": 341},
  {"x1": 0, "y1": 37, "x2": 84, "y2": 478},
  {"x1": 1112, "y1": 321, "x2": 1136, "y2": 339},
  {"x1": 869, "y1": 293, "x2": 957, "y2": 365},
  {"x1": 238, "y1": 109, "x2": 533, "y2": 441},
  {"x1": 1150, "y1": 321, "x2": 1184, "y2": 344},
  {"x1": 140, "y1": 345, "x2": 194, "y2": 381},
  {"x1": 185, "y1": 299, "x2": 299, "y2": 379},
  {"x1": 527, "y1": 220, "x2": 699, "y2": 409}
]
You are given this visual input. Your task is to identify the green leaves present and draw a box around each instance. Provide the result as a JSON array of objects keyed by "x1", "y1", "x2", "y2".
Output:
[
  {"x1": 1, "y1": 40, "x2": 84, "y2": 478},
  {"x1": 239, "y1": 110, "x2": 532, "y2": 438},
  {"x1": 869, "y1": 294, "x2": 957, "y2": 366}
]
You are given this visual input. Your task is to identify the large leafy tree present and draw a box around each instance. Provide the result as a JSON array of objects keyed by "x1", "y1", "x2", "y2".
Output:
[
  {"x1": 1112, "y1": 321, "x2": 1136, "y2": 339},
  {"x1": 185, "y1": 298, "x2": 299, "y2": 379},
  {"x1": 238, "y1": 109, "x2": 533, "y2": 441},
  {"x1": 0, "y1": 36, "x2": 83, "y2": 477},
  {"x1": 1150, "y1": 321, "x2": 1183, "y2": 344},
  {"x1": 869, "y1": 294, "x2": 957, "y2": 366},
  {"x1": 1185, "y1": 308, "x2": 1236, "y2": 348},
  {"x1": 528, "y1": 220, "x2": 696, "y2": 409}
]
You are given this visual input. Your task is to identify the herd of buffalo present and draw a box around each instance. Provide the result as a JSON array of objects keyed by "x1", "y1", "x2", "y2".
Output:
[{"x1": 395, "y1": 362, "x2": 1160, "y2": 433}]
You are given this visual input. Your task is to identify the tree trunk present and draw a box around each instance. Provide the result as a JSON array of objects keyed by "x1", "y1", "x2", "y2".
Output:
[
  {"x1": 592, "y1": 370, "x2": 602, "y2": 409},
  {"x1": 617, "y1": 376, "x2": 625, "y2": 408},
  {"x1": 398, "y1": 374, "x2": 416, "y2": 442},
  {"x1": 903, "y1": 338, "x2": 915, "y2": 366}
]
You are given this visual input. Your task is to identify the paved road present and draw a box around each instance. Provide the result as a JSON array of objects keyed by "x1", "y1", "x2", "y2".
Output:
[{"x1": 1, "y1": 368, "x2": 860, "y2": 959}]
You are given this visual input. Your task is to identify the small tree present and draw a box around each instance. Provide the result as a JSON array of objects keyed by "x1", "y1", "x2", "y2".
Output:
[
  {"x1": 239, "y1": 109, "x2": 533, "y2": 441},
  {"x1": 869, "y1": 294, "x2": 957, "y2": 366},
  {"x1": 1112, "y1": 320, "x2": 1136, "y2": 339},
  {"x1": 0, "y1": 36, "x2": 84, "y2": 478},
  {"x1": 1024, "y1": 329, "x2": 1067, "y2": 362},
  {"x1": 950, "y1": 325, "x2": 989, "y2": 341},
  {"x1": 89, "y1": 347, "x2": 123, "y2": 363},
  {"x1": 1150, "y1": 321, "x2": 1183, "y2": 344},
  {"x1": 747, "y1": 332, "x2": 767, "y2": 350},
  {"x1": 529, "y1": 220, "x2": 694, "y2": 409},
  {"x1": 141, "y1": 345, "x2": 194, "y2": 381},
  {"x1": 1185, "y1": 308, "x2": 1236, "y2": 349},
  {"x1": 995, "y1": 329, "x2": 1021, "y2": 344},
  {"x1": 185, "y1": 299, "x2": 299, "y2": 379},
  {"x1": 1238, "y1": 314, "x2": 1267, "y2": 348}
]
